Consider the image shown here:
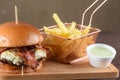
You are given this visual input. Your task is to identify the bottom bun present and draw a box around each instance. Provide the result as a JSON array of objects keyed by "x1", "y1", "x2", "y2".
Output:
[{"x1": 0, "y1": 60, "x2": 44, "y2": 74}]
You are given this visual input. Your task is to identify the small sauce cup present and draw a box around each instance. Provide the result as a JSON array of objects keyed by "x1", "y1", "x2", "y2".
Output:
[{"x1": 87, "y1": 43, "x2": 116, "y2": 68}]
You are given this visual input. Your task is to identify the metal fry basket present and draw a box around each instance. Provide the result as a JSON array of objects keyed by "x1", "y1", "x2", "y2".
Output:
[{"x1": 39, "y1": 23, "x2": 101, "y2": 63}]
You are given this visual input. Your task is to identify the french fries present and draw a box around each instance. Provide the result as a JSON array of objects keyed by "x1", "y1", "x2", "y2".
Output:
[
  {"x1": 43, "y1": 13, "x2": 91, "y2": 39},
  {"x1": 82, "y1": 24, "x2": 91, "y2": 35},
  {"x1": 70, "y1": 22, "x2": 76, "y2": 32},
  {"x1": 42, "y1": 13, "x2": 100, "y2": 63},
  {"x1": 53, "y1": 13, "x2": 68, "y2": 33}
]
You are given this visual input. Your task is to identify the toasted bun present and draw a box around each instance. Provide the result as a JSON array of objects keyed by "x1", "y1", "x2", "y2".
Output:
[
  {"x1": 0, "y1": 60, "x2": 44, "y2": 74},
  {"x1": 0, "y1": 22, "x2": 43, "y2": 47}
]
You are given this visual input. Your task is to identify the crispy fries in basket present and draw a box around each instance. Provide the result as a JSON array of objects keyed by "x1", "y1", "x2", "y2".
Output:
[
  {"x1": 42, "y1": 13, "x2": 100, "y2": 63},
  {"x1": 44, "y1": 13, "x2": 91, "y2": 39},
  {"x1": 82, "y1": 24, "x2": 91, "y2": 35},
  {"x1": 53, "y1": 13, "x2": 68, "y2": 33}
]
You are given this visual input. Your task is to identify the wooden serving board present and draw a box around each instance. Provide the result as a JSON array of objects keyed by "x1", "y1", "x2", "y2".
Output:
[{"x1": 0, "y1": 58, "x2": 119, "y2": 80}]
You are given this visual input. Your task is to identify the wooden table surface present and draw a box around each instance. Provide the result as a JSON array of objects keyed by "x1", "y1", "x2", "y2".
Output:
[{"x1": 0, "y1": 58, "x2": 118, "y2": 80}]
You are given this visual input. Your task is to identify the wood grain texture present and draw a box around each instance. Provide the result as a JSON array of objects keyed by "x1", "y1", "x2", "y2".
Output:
[{"x1": 0, "y1": 58, "x2": 119, "y2": 80}]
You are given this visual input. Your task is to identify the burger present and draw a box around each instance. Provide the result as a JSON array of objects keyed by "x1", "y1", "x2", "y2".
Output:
[{"x1": 0, "y1": 22, "x2": 46, "y2": 73}]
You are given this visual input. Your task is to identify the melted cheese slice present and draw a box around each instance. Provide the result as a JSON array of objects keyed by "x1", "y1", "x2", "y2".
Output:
[
  {"x1": 35, "y1": 49, "x2": 46, "y2": 60},
  {"x1": 0, "y1": 50, "x2": 23, "y2": 66}
]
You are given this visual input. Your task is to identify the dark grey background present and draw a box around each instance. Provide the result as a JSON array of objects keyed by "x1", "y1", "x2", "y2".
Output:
[{"x1": 0, "y1": 0, "x2": 120, "y2": 32}]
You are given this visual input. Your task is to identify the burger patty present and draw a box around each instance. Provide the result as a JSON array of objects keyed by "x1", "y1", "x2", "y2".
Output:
[{"x1": 0, "y1": 45, "x2": 46, "y2": 69}]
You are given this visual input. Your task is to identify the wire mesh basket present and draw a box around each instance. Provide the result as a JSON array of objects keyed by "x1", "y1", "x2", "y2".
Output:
[{"x1": 39, "y1": 23, "x2": 101, "y2": 63}]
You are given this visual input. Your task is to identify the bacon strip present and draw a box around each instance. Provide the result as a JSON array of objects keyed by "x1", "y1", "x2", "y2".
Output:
[{"x1": 23, "y1": 49, "x2": 38, "y2": 69}]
